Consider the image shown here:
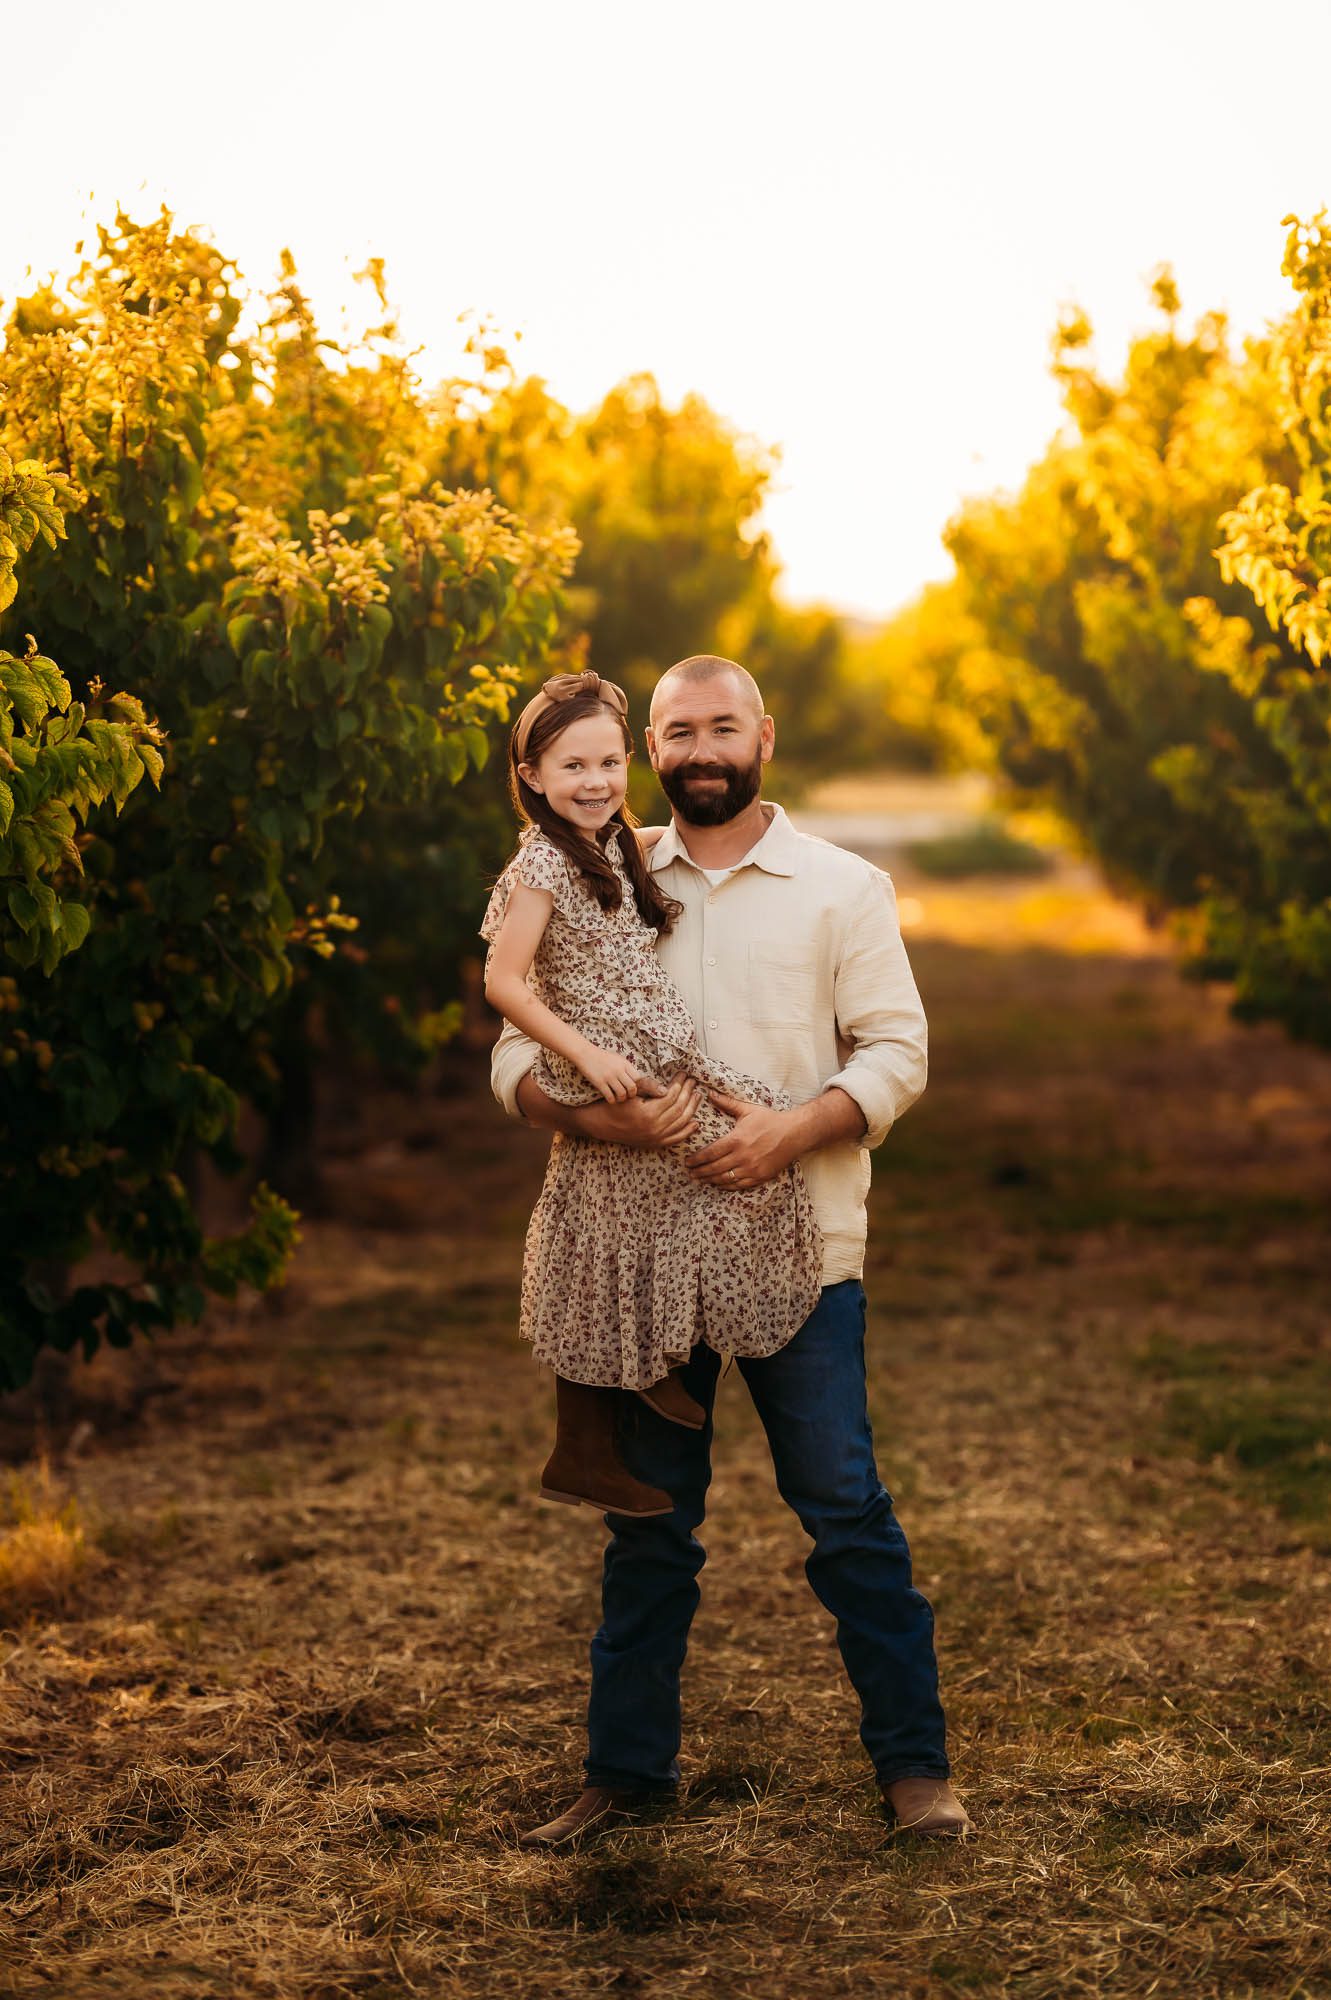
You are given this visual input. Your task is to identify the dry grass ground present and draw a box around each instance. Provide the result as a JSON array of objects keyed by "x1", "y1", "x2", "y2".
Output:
[{"x1": 2, "y1": 863, "x2": 1330, "y2": 1999}]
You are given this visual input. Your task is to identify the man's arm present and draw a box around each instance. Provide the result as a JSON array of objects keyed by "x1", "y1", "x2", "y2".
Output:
[
  {"x1": 686, "y1": 867, "x2": 926, "y2": 1189},
  {"x1": 819, "y1": 867, "x2": 927, "y2": 1147}
]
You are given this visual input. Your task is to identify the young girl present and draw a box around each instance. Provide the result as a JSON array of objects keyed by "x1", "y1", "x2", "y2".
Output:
[{"x1": 481, "y1": 669, "x2": 823, "y2": 1518}]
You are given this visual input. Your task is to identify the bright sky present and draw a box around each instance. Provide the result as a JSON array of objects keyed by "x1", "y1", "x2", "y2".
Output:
[{"x1": 6, "y1": 0, "x2": 1328, "y2": 618}]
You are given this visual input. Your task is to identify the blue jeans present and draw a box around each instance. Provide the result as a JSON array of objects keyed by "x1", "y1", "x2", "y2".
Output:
[{"x1": 584, "y1": 1279, "x2": 950, "y2": 1792}]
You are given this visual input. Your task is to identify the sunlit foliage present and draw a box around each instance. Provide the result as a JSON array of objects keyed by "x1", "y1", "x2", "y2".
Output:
[
  {"x1": 0, "y1": 212, "x2": 572, "y2": 1386},
  {"x1": 900, "y1": 234, "x2": 1331, "y2": 1044}
]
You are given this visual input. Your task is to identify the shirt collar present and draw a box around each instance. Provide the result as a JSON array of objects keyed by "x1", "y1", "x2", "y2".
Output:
[{"x1": 649, "y1": 800, "x2": 798, "y2": 878}]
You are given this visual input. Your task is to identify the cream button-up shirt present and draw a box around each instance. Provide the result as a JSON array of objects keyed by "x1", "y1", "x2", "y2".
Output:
[{"x1": 489, "y1": 801, "x2": 928, "y2": 1285}]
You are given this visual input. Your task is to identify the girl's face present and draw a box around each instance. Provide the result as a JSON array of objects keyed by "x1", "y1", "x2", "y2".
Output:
[{"x1": 520, "y1": 710, "x2": 629, "y2": 834}]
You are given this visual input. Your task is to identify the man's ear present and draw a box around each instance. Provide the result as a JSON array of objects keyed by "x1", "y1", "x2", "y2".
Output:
[
  {"x1": 644, "y1": 726, "x2": 659, "y2": 771},
  {"x1": 518, "y1": 761, "x2": 545, "y2": 794},
  {"x1": 759, "y1": 714, "x2": 775, "y2": 765}
]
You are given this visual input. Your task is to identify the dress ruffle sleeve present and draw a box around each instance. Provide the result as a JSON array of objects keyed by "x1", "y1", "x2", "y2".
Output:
[
  {"x1": 515, "y1": 832, "x2": 571, "y2": 901},
  {"x1": 479, "y1": 832, "x2": 574, "y2": 943}
]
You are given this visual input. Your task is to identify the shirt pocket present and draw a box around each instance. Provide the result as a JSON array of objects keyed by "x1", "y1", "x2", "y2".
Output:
[{"x1": 746, "y1": 942, "x2": 820, "y2": 1027}]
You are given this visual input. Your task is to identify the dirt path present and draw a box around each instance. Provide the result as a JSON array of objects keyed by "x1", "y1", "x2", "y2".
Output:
[{"x1": 4, "y1": 865, "x2": 1330, "y2": 1999}]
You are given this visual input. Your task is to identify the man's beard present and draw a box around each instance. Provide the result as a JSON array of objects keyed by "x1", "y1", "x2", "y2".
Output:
[{"x1": 657, "y1": 749, "x2": 764, "y2": 827}]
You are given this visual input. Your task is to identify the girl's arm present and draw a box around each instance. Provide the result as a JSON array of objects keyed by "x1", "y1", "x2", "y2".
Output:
[{"x1": 483, "y1": 881, "x2": 641, "y2": 1104}]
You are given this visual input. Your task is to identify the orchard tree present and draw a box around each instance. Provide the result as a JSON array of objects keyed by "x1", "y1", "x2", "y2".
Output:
[
  {"x1": 205, "y1": 264, "x2": 579, "y2": 1190},
  {"x1": 947, "y1": 278, "x2": 1291, "y2": 910},
  {"x1": 1, "y1": 452, "x2": 165, "y2": 976},
  {"x1": 928, "y1": 248, "x2": 1331, "y2": 1044},
  {"x1": 840, "y1": 579, "x2": 996, "y2": 776},
  {"x1": 0, "y1": 212, "x2": 572, "y2": 1388},
  {"x1": 1210, "y1": 211, "x2": 1331, "y2": 1036}
]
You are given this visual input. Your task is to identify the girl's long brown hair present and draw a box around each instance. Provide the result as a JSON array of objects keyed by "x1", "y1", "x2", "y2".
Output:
[{"x1": 506, "y1": 690, "x2": 680, "y2": 935}]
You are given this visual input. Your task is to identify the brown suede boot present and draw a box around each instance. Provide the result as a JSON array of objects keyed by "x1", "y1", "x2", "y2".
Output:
[
  {"x1": 636, "y1": 1366, "x2": 706, "y2": 1430},
  {"x1": 540, "y1": 1377, "x2": 675, "y2": 1518},
  {"x1": 881, "y1": 1777, "x2": 973, "y2": 1838}
]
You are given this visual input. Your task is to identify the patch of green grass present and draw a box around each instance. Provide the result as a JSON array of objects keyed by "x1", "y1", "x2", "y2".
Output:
[
  {"x1": 928, "y1": 1949, "x2": 1001, "y2": 1989},
  {"x1": 905, "y1": 819, "x2": 1055, "y2": 879},
  {"x1": 1140, "y1": 1335, "x2": 1331, "y2": 1544},
  {"x1": 231, "y1": 1457, "x2": 277, "y2": 1497},
  {"x1": 1010, "y1": 1176, "x2": 1321, "y2": 1242},
  {"x1": 284, "y1": 1282, "x2": 514, "y2": 1362},
  {"x1": 881, "y1": 1113, "x2": 1319, "y2": 1249}
]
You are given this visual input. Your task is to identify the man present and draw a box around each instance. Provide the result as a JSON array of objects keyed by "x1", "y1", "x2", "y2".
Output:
[{"x1": 490, "y1": 654, "x2": 970, "y2": 1843}]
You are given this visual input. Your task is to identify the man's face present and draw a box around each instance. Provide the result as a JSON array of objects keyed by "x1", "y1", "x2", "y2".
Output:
[{"x1": 646, "y1": 672, "x2": 774, "y2": 827}]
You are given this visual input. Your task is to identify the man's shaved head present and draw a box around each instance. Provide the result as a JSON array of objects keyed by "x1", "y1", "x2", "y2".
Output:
[{"x1": 650, "y1": 654, "x2": 766, "y2": 727}]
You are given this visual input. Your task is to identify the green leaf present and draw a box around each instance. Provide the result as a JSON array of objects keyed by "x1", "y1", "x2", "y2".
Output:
[
  {"x1": 440, "y1": 733, "x2": 467, "y2": 783},
  {"x1": 227, "y1": 615, "x2": 260, "y2": 657},
  {"x1": 7, "y1": 884, "x2": 38, "y2": 930},
  {"x1": 4, "y1": 927, "x2": 40, "y2": 969},
  {"x1": 27, "y1": 656, "x2": 72, "y2": 710}
]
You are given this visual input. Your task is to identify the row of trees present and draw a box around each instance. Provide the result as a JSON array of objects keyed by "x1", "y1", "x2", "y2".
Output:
[
  {"x1": 863, "y1": 214, "x2": 1331, "y2": 1047},
  {"x1": 2, "y1": 209, "x2": 907, "y2": 1390},
  {"x1": 9, "y1": 203, "x2": 1326, "y2": 1387}
]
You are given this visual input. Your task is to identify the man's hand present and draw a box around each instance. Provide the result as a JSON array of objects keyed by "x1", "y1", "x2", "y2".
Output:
[
  {"x1": 517, "y1": 1068, "x2": 703, "y2": 1150},
  {"x1": 685, "y1": 1084, "x2": 869, "y2": 1188},
  {"x1": 581, "y1": 1072, "x2": 703, "y2": 1147},
  {"x1": 684, "y1": 1091, "x2": 803, "y2": 1188}
]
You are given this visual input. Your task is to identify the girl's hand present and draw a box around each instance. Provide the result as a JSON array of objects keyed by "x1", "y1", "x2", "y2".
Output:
[{"x1": 579, "y1": 1044, "x2": 643, "y2": 1104}]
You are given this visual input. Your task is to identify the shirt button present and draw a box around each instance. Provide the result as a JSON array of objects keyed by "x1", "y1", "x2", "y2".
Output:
[
  {"x1": 707, "y1": 1019, "x2": 718, "y2": 1030},
  {"x1": 705, "y1": 955, "x2": 716, "y2": 965}
]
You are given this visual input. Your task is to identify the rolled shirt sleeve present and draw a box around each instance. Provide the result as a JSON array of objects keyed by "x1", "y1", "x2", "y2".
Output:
[
  {"x1": 822, "y1": 870, "x2": 927, "y2": 1150},
  {"x1": 491, "y1": 1018, "x2": 542, "y2": 1118}
]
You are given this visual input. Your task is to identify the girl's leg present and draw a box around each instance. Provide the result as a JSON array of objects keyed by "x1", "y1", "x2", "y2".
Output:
[
  {"x1": 541, "y1": 1375, "x2": 675, "y2": 1519},
  {"x1": 635, "y1": 1366, "x2": 707, "y2": 1430},
  {"x1": 636, "y1": 1261, "x2": 708, "y2": 1428}
]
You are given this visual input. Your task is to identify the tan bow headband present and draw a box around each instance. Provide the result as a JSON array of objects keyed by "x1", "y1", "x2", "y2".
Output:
[{"x1": 513, "y1": 670, "x2": 630, "y2": 763}]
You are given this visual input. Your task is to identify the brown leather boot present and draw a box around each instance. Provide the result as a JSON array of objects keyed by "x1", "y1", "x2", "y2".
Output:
[
  {"x1": 636, "y1": 1366, "x2": 706, "y2": 1430},
  {"x1": 881, "y1": 1777, "x2": 973, "y2": 1837},
  {"x1": 540, "y1": 1377, "x2": 675, "y2": 1518},
  {"x1": 518, "y1": 1785, "x2": 657, "y2": 1848}
]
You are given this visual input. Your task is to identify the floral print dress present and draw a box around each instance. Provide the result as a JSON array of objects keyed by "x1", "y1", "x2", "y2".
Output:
[{"x1": 480, "y1": 825, "x2": 824, "y2": 1390}]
